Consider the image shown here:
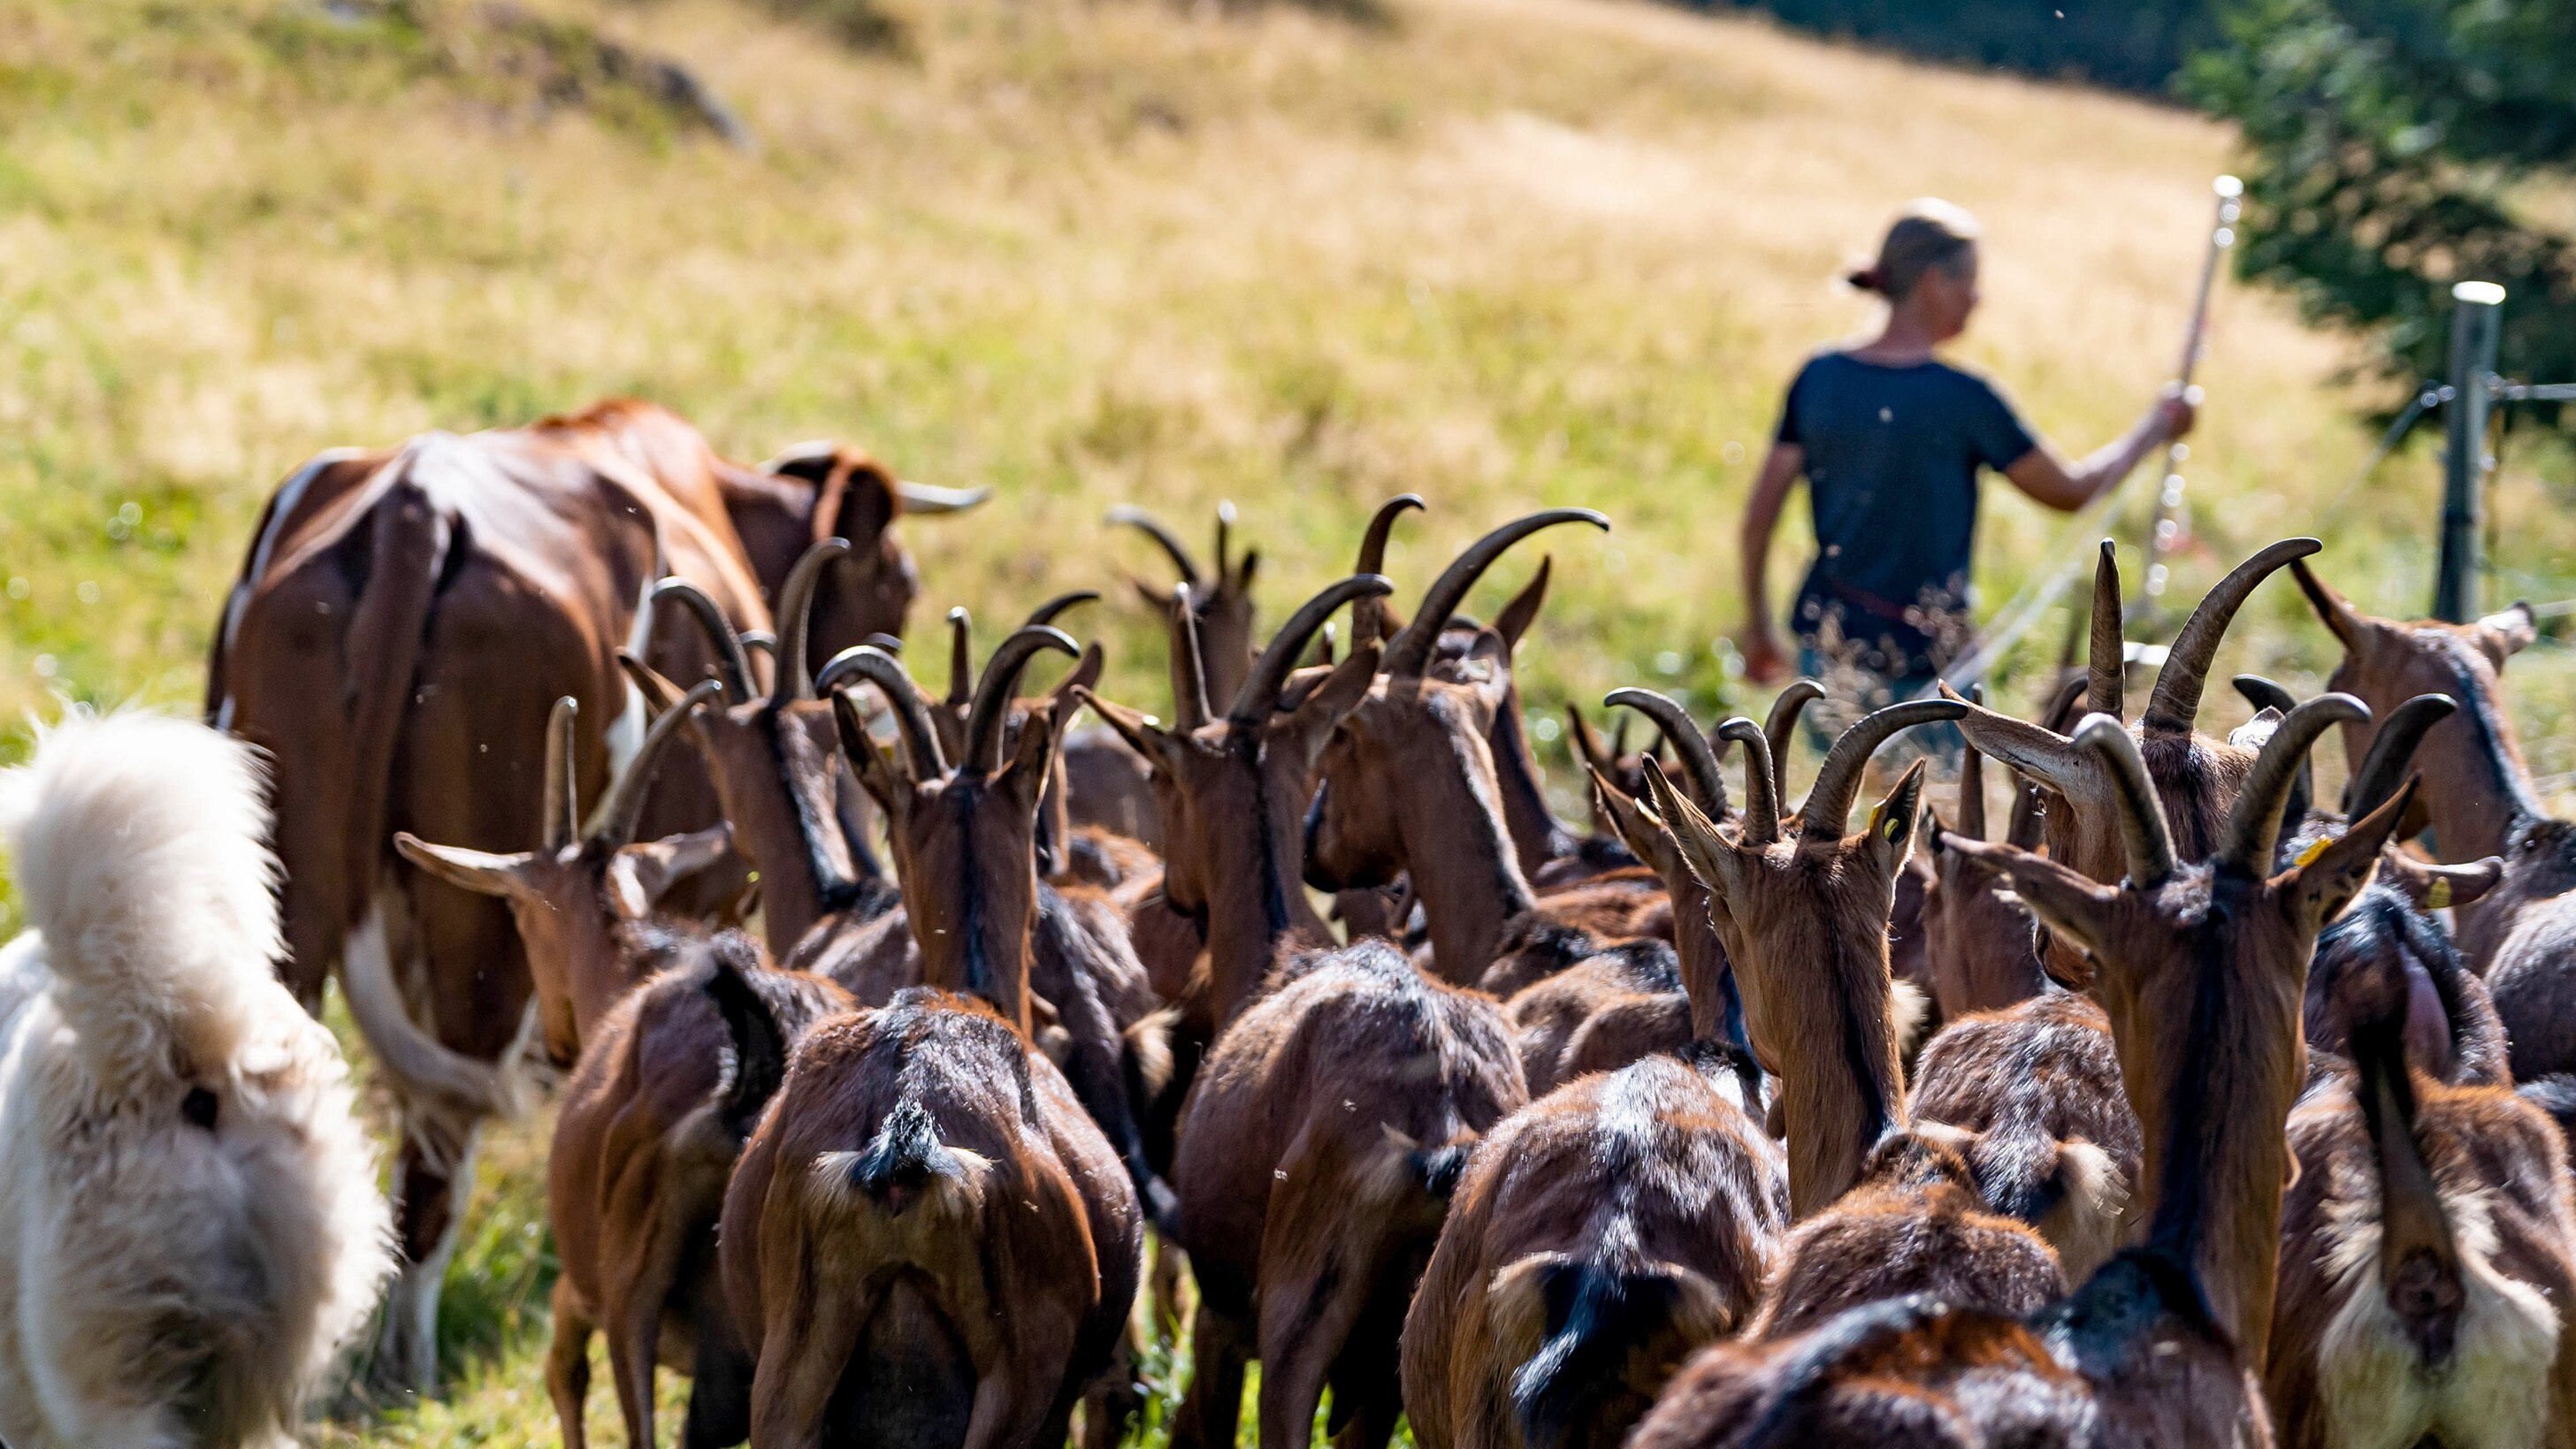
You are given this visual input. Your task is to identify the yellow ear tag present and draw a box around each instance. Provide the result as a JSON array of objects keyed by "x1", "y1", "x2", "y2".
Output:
[
  {"x1": 2427, "y1": 878, "x2": 2452, "y2": 911},
  {"x1": 2293, "y1": 836, "x2": 2332, "y2": 869}
]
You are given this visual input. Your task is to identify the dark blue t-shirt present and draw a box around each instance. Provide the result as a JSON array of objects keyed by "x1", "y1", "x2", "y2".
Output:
[{"x1": 1774, "y1": 352, "x2": 2037, "y2": 677}]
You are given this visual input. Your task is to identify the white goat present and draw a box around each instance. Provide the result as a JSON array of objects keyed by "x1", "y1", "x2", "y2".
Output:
[{"x1": 0, "y1": 710, "x2": 392, "y2": 1448}]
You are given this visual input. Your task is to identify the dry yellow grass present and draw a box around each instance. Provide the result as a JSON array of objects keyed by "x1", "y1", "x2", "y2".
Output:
[{"x1": 8, "y1": 0, "x2": 2576, "y2": 1441}]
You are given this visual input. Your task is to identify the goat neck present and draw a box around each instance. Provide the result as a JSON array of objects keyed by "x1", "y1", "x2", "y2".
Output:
[{"x1": 1937, "y1": 703, "x2": 2412, "y2": 1361}]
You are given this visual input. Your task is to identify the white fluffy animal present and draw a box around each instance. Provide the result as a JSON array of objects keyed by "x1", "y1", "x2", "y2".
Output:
[{"x1": 0, "y1": 710, "x2": 392, "y2": 1448}]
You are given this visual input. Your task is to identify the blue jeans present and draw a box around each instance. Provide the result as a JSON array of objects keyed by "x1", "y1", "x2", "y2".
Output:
[{"x1": 1795, "y1": 645, "x2": 1966, "y2": 769}]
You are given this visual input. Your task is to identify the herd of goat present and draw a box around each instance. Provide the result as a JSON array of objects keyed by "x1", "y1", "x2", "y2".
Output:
[{"x1": 4, "y1": 394, "x2": 2575, "y2": 1447}]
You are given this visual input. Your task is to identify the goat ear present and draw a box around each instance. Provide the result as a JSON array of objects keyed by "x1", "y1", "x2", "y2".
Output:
[
  {"x1": 1493, "y1": 557, "x2": 1550, "y2": 654},
  {"x1": 394, "y1": 832, "x2": 538, "y2": 900},
  {"x1": 1001, "y1": 699, "x2": 1063, "y2": 805},
  {"x1": 1639, "y1": 758, "x2": 1750, "y2": 905},
  {"x1": 1859, "y1": 759, "x2": 1928, "y2": 867},
  {"x1": 2283, "y1": 779, "x2": 2418, "y2": 929},
  {"x1": 1449, "y1": 629, "x2": 1516, "y2": 713},
  {"x1": 1938, "y1": 835, "x2": 2121, "y2": 958},
  {"x1": 831, "y1": 689, "x2": 905, "y2": 818},
  {"x1": 1589, "y1": 766, "x2": 1678, "y2": 878},
  {"x1": 1074, "y1": 686, "x2": 1174, "y2": 771},
  {"x1": 618, "y1": 649, "x2": 690, "y2": 715},
  {"x1": 2476, "y1": 602, "x2": 2537, "y2": 667},
  {"x1": 612, "y1": 825, "x2": 734, "y2": 918},
  {"x1": 1281, "y1": 645, "x2": 1380, "y2": 759}
]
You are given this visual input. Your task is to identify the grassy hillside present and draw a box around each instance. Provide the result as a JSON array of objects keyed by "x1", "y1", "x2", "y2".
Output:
[{"x1": 10, "y1": 0, "x2": 2576, "y2": 1442}]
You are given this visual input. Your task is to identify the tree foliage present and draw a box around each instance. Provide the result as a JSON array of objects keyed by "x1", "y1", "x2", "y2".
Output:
[
  {"x1": 2186, "y1": 0, "x2": 2576, "y2": 403},
  {"x1": 1716, "y1": 2, "x2": 2213, "y2": 91}
]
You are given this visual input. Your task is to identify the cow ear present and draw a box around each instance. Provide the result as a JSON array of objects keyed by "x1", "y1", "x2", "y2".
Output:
[
  {"x1": 394, "y1": 833, "x2": 539, "y2": 900},
  {"x1": 612, "y1": 826, "x2": 734, "y2": 918}
]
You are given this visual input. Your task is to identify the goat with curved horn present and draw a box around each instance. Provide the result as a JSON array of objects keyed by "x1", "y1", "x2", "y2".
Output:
[
  {"x1": 768, "y1": 537, "x2": 850, "y2": 707},
  {"x1": 1381, "y1": 509, "x2": 1608, "y2": 676},
  {"x1": 943, "y1": 607, "x2": 975, "y2": 708},
  {"x1": 1023, "y1": 590, "x2": 1099, "y2": 629},
  {"x1": 1762, "y1": 679, "x2": 1825, "y2": 797},
  {"x1": 1229, "y1": 575, "x2": 1391, "y2": 724},
  {"x1": 1352, "y1": 493, "x2": 1426, "y2": 644},
  {"x1": 1607, "y1": 688, "x2": 1729, "y2": 820},
  {"x1": 651, "y1": 576, "x2": 756, "y2": 700},
  {"x1": 584, "y1": 678, "x2": 723, "y2": 848},
  {"x1": 1716, "y1": 718, "x2": 1781, "y2": 845},
  {"x1": 2090, "y1": 539, "x2": 2126, "y2": 723},
  {"x1": 816, "y1": 645, "x2": 947, "y2": 778},
  {"x1": 2221, "y1": 694, "x2": 2371, "y2": 874},
  {"x1": 2344, "y1": 693, "x2": 2457, "y2": 819},
  {"x1": 1106, "y1": 505, "x2": 1204, "y2": 585},
  {"x1": 2140, "y1": 538, "x2": 2321, "y2": 734},
  {"x1": 542, "y1": 695, "x2": 578, "y2": 851},
  {"x1": 1799, "y1": 698, "x2": 1968, "y2": 837},
  {"x1": 2072, "y1": 713, "x2": 2175, "y2": 888},
  {"x1": 965, "y1": 626, "x2": 1080, "y2": 774}
]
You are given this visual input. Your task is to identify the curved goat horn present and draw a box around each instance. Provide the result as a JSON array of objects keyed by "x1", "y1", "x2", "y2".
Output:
[
  {"x1": 2344, "y1": 693, "x2": 2456, "y2": 820},
  {"x1": 1230, "y1": 576, "x2": 1391, "y2": 725},
  {"x1": 1383, "y1": 509, "x2": 1609, "y2": 677},
  {"x1": 651, "y1": 577, "x2": 756, "y2": 702},
  {"x1": 542, "y1": 696, "x2": 579, "y2": 850},
  {"x1": 1353, "y1": 493, "x2": 1426, "y2": 644},
  {"x1": 2072, "y1": 713, "x2": 2175, "y2": 888},
  {"x1": 2041, "y1": 671, "x2": 2092, "y2": 733},
  {"x1": 1023, "y1": 590, "x2": 1099, "y2": 629},
  {"x1": 1763, "y1": 679, "x2": 1824, "y2": 797},
  {"x1": 585, "y1": 679, "x2": 722, "y2": 849},
  {"x1": 769, "y1": 538, "x2": 851, "y2": 707},
  {"x1": 1215, "y1": 500, "x2": 1236, "y2": 579},
  {"x1": 2141, "y1": 538, "x2": 2321, "y2": 735},
  {"x1": 1716, "y1": 717, "x2": 1780, "y2": 846},
  {"x1": 2232, "y1": 675, "x2": 2299, "y2": 716},
  {"x1": 2222, "y1": 693, "x2": 2370, "y2": 874},
  {"x1": 2090, "y1": 540, "x2": 2127, "y2": 723},
  {"x1": 818, "y1": 645, "x2": 947, "y2": 778},
  {"x1": 1107, "y1": 505, "x2": 1204, "y2": 585},
  {"x1": 1956, "y1": 684, "x2": 1988, "y2": 841},
  {"x1": 1800, "y1": 698, "x2": 1967, "y2": 837},
  {"x1": 944, "y1": 607, "x2": 975, "y2": 709},
  {"x1": 1607, "y1": 690, "x2": 1728, "y2": 820},
  {"x1": 966, "y1": 626, "x2": 1079, "y2": 774}
]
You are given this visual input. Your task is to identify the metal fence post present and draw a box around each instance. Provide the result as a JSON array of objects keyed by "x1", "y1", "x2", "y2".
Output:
[{"x1": 2435, "y1": 280, "x2": 2505, "y2": 622}]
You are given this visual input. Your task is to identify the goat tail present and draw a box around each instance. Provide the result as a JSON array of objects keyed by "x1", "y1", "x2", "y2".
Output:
[
  {"x1": 0, "y1": 708, "x2": 288, "y2": 1082},
  {"x1": 1496, "y1": 1254, "x2": 1734, "y2": 1449},
  {"x1": 707, "y1": 949, "x2": 790, "y2": 1139},
  {"x1": 839, "y1": 1099, "x2": 969, "y2": 1216}
]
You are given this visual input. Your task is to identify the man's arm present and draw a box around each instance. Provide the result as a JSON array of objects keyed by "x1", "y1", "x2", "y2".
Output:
[
  {"x1": 1739, "y1": 441, "x2": 1803, "y2": 683},
  {"x1": 2002, "y1": 386, "x2": 2198, "y2": 514}
]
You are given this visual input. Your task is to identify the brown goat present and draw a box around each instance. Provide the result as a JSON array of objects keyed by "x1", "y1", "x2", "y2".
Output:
[
  {"x1": 1304, "y1": 508, "x2": 1609, "y2": 981},
  {"x1": 1400, "y1": 1047, "x2": 1788, "y2": 1449},
  {"x1": 394, "y1": 692, "x2": 822, "y2": 1449},
  {"x1": 1916, "y1": 687, "x2": 2051, "y2": 1018},
  {"x1": 2267, "y1": 944, "x2": 2576, "y2": 1449},
  {"x1": 1167, "y1": 939, "x2": 1528, "y2": 1449},
  {"x1": 1625, "y1": 698, "x2": 2412, "y2": 1448},
  {"x1": 716, "y1": 986, "x2": 1141, "y2": 1449}
]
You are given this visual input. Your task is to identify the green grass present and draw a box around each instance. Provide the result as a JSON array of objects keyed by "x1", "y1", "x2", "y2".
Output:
[{"x1": 7, "y1": 0, "x2": 2576, "y2": 1441}]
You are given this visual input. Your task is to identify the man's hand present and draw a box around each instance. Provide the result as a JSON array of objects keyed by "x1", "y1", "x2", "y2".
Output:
[{"x1": 1740, "y1": 626, "x2": 1788, "y2": 686}]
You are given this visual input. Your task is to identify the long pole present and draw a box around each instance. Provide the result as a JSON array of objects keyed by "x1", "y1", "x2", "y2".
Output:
[
  {"x1": 2134, "y1": 175, "x2": 2243, "y2": 626},
  {"x1": 2435, "y1": 280, "x2": 2505, "y2": 622}
]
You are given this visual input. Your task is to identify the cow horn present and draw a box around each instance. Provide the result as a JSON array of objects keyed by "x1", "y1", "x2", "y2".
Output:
[
  {"x1": 1607, "y1": 690, "x2": 1728, "y2": 820},
  {"x1": 1800, "y1": 698, "x2": 1967, "y2": 837},
  {"x1": 585, "y1": 678, "x2": 722, "y2": 849},
  {"x1": 1383, "y1": 509, "x2": 1609, "y2": 677},
  {"x1": 2221, "y1": 693, "x2": 2368, "y2": 875},
  {"x1": 2090, "y1": 540, "x2": 2126, "y2": 723},
  {"x1": 817, "y1": 645, "x2": 947, "y2": 778},
  {"x1": 896, "y1": 481, "x2": 991, "y2": 515},
  {"x1": 2141, "y1": 538, "x2": 2321, "y2": 734},
  {"x1": 1353, "y1": 493, "x2": 1426, "y2": 644},
  {"x1": 542, "y1": 696, "x2": 578, "y2": 851},
  {"x1": 2346, "y1": 693, "x2": 2458, "y2": 819},
  {"x1": 967, "y1": 626, "x2": 1079, "y2": 774},
  {"x1": 1023, "y1": 590, "x2": 1099, "y2": 629},
  {"x1": 1107, "y1": 505, "x2": 1204, "y2": 585},
  {"x1": 945, "y1": 607, "x2": 975, "y2": 709},
  {"x1": 650, "y1": 577, "x2": 755, "y2": 702},
  {"x1": 769, "y1": 538, "x2": 851, "y2": 707},
  {"x1": 1230, "y1": 576, "x2": 1392, "y2": 725},
  {"x1": 2072, "y1": 713, "x2": 2175, "y2": 888},
  {"x1": 1716, "y1": 717, "x2": 1780, "y2": 846},
  {"x1": 1763, "y1": 679, "x2": 1824, "y2": 797}
]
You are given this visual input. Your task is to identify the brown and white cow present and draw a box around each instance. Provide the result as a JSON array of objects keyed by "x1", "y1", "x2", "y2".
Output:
[{"x1": 206, "y1": 398, "x2": 980, "y2": 1390}]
